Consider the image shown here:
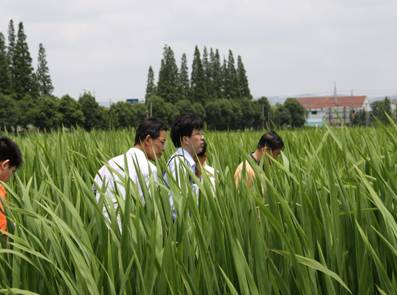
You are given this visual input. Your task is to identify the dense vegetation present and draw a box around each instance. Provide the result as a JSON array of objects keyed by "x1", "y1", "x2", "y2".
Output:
[{"x1": 1, "y1": 125, "x2": 397, "y2": 294}]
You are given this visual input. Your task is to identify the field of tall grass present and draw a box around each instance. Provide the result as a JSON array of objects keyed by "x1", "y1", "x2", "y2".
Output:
[{"x1": 1, "y1": 124, "x2": 397, "y2": 294}]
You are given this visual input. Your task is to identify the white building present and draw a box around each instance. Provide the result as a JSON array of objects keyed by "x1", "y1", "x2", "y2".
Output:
[{"x1": 297, "y1": 96, "x2": 370, "y2": 126}]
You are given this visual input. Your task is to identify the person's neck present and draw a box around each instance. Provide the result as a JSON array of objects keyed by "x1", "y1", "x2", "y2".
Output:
[
  {"x1": 252, "y1": 149, "x2": 262, "y2": 163},
  {"x1": 134, "y1": 144, "x2": 145, "y2": 154},
  {"x1": 180, "y1": 145, "x2": 194, "y2": 158}
]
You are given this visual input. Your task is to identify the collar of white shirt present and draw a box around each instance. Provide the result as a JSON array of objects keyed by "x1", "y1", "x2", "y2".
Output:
[
  {"x1": 126, "y1": 147, "x2": 157, "y2": 173},
  {"x1": 175, "y1": 147, "x2": 196, "y2": 171}
]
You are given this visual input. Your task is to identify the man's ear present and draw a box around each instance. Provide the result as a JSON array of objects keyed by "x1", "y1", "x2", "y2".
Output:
[
  {"x1": 144, "y1": 134, "x2": 151, "y2": 144},
  {"x1": 181, "y1": 135, "x2": 189, "y2": 146},
  {"x1": 0, "y1": 160, "x2": 10, "y2": 170}
]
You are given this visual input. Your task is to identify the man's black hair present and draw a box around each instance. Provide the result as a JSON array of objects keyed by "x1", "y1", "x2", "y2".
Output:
[
  {"x1": 257, "y1": 131, "x2": 284, "y2": 150},
  {"x1": 134, "y1": 117, "x2": 167, "y2": 145},
  {"x1": 0, "y1": 137, "x2": 22, "y2": 168},
  {"x1": 171, "y1": 114, "x2": 204, "y2": 147}
]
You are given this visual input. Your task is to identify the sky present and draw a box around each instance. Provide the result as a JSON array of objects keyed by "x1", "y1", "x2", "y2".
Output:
[{"x1": 1, "y1": 0, "x2": 397, "y2": 105}]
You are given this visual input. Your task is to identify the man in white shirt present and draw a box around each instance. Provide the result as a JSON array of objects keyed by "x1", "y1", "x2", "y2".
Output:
[
  {"x1": 165, "y1": 114, "x2": 204, "y2": 213},
  {"x1": 94, "y1": 117, "x2": 167, "y2": 214}
]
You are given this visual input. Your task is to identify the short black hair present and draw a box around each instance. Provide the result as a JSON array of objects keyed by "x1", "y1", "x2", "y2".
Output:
[
  {"x1": 171, "y1": 114, "x2": 204, "y2": 147},
  {"x1": 257, "y1": 131, "x2": 284, "y2": 150},
  {"x1": 134, "y1": 117, "x2": 167, "y2": 145},
  {"x1": 197, "y1": 140, "x2": 207, "y2": 157},
  {"x1": 0, "y1": 137, "x2": 23, "y2": 169}
]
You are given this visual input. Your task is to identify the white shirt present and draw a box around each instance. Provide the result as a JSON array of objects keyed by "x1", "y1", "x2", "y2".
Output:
[
  {"x1": 165, "y1": 147, "x2": 199, "y2": 217},
  {"x1": 94, "y1": 147, "x2": 158, "y2": 209},
  {"x1": 202, "y1": 163, "x2": 216, "y2": 191}
]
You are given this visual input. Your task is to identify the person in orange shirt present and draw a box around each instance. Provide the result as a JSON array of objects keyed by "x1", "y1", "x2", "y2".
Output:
[
  {"x1": 0, "y1": 137, "x2": 22, "y2": 234},
  {"x1": 234, "y1": 131, "x2": 284, "y2": 188}
]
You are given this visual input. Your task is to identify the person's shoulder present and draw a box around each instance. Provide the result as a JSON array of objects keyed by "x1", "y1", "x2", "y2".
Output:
[
  {"x1": 0, "y1": 184, "x2": 6, "y2": 198},
  {"x1": 234, "y1": 160, "x2": 255, "y2": 177},
  {"x1": 167, "y1": 152, "x2": 185, "y2": 166}
]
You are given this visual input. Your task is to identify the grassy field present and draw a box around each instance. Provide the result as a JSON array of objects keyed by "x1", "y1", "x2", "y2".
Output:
[{"x1": 1, "y1": 125, "x2": 397, "y2": 294}]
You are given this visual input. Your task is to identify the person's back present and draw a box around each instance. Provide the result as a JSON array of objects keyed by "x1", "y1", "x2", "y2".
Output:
[
  {"x1": 94, "y1": 118, "x2": 167, "y2": 215},
  {"x1": 94, "y1": 147, "x2": 158, "y2": 204},
  {"x1": 234, "y1": 131, "x2": 284, "y2": 189},
  {"x1": 234, "y1": 160, "x2": 256, "y2": 188},
  {"x1": 0, "y1": 137, "x2": 22, "y2": 235}
]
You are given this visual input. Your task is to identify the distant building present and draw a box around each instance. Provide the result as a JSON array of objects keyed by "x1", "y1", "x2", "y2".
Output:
[
  {"x1": 391, "y1": 99, "x2": 397, "y2": 113},
  {"x1": 126, "y1": 98, "x2": 141, "y2": 104},
  {"x1": 296, "y1": 96, "x2": 370, "y2": 126}
]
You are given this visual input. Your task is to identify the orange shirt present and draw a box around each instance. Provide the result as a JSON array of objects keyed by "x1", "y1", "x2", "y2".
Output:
[{"x1": 0, "y1": 184, "x2": 7, "y2": 233}]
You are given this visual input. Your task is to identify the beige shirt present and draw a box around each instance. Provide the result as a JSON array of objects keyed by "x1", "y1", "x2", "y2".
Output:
[{"x1": 234, "y1": 160, "x2": 256, "y2": 188}]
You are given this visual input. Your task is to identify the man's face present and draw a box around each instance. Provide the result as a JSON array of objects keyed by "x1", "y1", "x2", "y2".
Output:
[
  {"x1": 187, "y1": 129, "x2": 204, "y2": 155},
  {"x1": 146, "y1": 130, "x2": 167, "y2": 161},
  {"x1": 0, "y1": 160, "x2": 17, "y2": 182}
]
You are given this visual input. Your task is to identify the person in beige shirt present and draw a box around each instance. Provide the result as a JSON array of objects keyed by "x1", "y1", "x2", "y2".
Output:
[{"x1": 234, "y1": 131, "x2": 284, "y2": 188}]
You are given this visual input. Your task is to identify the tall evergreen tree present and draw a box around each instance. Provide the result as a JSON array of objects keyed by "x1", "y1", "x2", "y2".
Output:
[
  {"x1": 14, "y1": 22, "x2": 36, "y2": 98},
  {"x1": 226, "y1": 50, "x2": 240, "y2": 99},
  {"x1": 190, "y1": 46, "x2": 207, "y2": 103},
  {"x1": 36, "y1": 43, "x2": 54, "y2": 96},
  {"x1": 157, "y1": 45, "x2": 179, "y2": 103},
  {"x1": 145, "y1": 66, "x2": 156, "y2": 101},
  {"x1": 178, "y1": 53, "x2": 189, "y2": 100},
  {"x1": 236, "y1": 55, "x2": 252, "y2": 99},
  {"x1": 221, "y1": 57, "x2": 228, "y2": 98},
  {"x1": 7, "y1": 19, "x2": 16, "y2": 92},
  {"x1": 211, "y1": 49, "x2": 222, "y2": 98},
  {"x1": 0, "y1": 33, "x2": 11, "y2": 94},
  {"x1": 202, "y1": 47, "x2": 211, "y2": 97}
]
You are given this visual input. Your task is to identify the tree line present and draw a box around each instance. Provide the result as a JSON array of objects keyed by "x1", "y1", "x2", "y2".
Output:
[
  {"x1": 144, "y1": 45, "x2": 306, "y2": 129},
  {"x1": 0, "y1": 20, "x2": 307, "y2": 131}
]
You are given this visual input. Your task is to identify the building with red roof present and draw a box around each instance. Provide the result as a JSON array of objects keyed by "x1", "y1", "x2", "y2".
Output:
[{"x1": 296, "y1": 95, "x2": 369, "y2": 126}]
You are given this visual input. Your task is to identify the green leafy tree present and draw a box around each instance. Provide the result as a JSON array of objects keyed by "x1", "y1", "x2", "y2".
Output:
[
  {"x1": 147, "y1": 95, "x2": 179, "y2": 127},
  {"x1": 14, "y1": 22, "x2": 37, "y2": 98},
  {"x1": 157, "y1": 45, "x2": 179, "y2": 103},
  {"x1": 274, "y1": 104, "x2": 291, "y2": 127},
  {"x1": 33, "y1": 96, "x2": 62, "y2": 130},
  {"x1": 190, "y1": 46, "x2": 207, "y2": 103},
  {"x1": 58, "y1": 95, "x2": 84, "y2": 128},
  {"x1": 350, "y1": 109, "x2": 367, "y2": 126},
  {"x1": 0, "y1": 94, "x2": 17, "y2": 130},
  {"x1": 0, "y1": 33, "x2": 11, "y2": 94},
  {"x1": 16, "y1": 95, "x2": 37, "y2": 129},
  {"x1": 78, "y1": 92, "x2": 106, "y2": 130},
  {"x1": 109, "y1": 102, "x2": 137, "y2": 129},
  {"x1": 175, "y1": 99, "x2": 205, "y2": 119},
  {"x1": 371, "y1": 97, "x2": 392, "y2": 124},
  {"x1": 178, "y1": 53, "x2": 189, "y2": 100},
  {"x1": 236, "y1": 55, "x2": 251, "y2": 99},
  {"x1": 254, "y1": 96, "x2": 272, "y2": 129},
  {"x1": 205, "y1": 99, "x2": 234, "y2": 130},
  {"x1": 284, "y1": 98, "x2": 306, "y2": 127},
  {"x1": 36, "y1": 43, "x2": 54, "y2": 96},
  {"x1": 145, "y1": 66, "x2": 156, "y2": 102}
]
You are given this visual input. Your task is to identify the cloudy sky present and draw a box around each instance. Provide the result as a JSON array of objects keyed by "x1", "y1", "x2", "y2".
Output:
[{"x1": 1, "y1": 0, "x2": 397, "y2": 104}]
